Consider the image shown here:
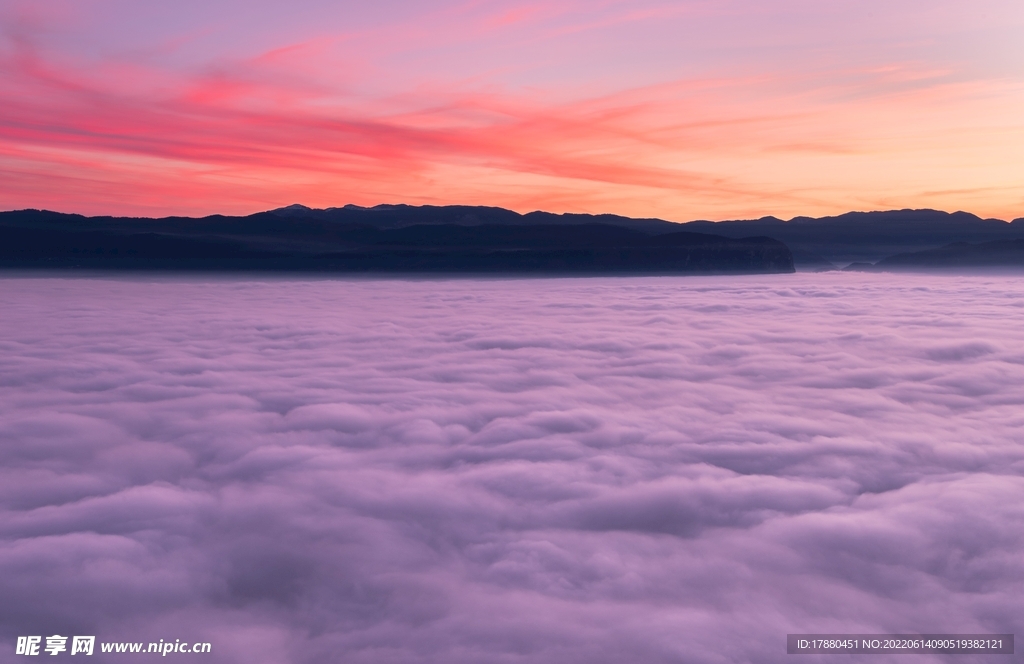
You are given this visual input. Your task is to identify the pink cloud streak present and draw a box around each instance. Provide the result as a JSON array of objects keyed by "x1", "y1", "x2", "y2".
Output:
[{"x1": 1, "y1": 1, "x2": 1023, "y2": 218}]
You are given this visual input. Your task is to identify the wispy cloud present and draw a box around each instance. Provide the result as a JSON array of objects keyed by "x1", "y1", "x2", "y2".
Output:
[{"x1": 1, "y1": 1, "x2": 1023, "y2": 218}]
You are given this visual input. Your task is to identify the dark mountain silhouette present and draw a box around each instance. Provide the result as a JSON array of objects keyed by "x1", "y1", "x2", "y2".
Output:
[
  {"x1": 0, "y1": 209, "x2": 793, "y2": 275},
  {"x1": 858, "y1": 239, "x2": 1024, "y2": 270},
  {"x1": 678, "y1": 210, "x2": 1024, "y2": 266},
  {"x1": 4, "y1": 203, "x2": 1023, "y2": 273},
  {"x1": 271, "y1": 203, "x2": 680, "y2": 234},
  {"x1": 269, "y1": 205, "x2": 1024, "y2": 267}
]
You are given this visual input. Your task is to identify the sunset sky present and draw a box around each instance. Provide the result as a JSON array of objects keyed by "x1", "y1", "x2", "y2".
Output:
[{"x1": 2, "y1": 0, "x2": 1023, "y2": 220}]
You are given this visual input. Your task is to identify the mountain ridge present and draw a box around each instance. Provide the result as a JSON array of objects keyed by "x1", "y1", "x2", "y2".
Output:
[
  {"x1": 0, "y1": 210, "x2": 794, "y2": 275},
  {"x1": 266, "y1": 205, "x2": 1024, "y2": 266},
  {"x1": 4, "y1": 204, "x2": 1024, "y2": 271}
]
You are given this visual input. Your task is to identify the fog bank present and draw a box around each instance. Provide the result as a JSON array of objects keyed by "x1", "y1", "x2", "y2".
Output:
[{"x1": 1, "y1": 274, "x2": 1022, "y2": 663}]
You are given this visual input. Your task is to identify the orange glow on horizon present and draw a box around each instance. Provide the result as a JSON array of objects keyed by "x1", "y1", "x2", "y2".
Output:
[{"x1": 2, "y1": 1, "x2": 1023, "y2": 221}]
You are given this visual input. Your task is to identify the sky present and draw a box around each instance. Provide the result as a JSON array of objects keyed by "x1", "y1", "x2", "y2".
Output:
[
  {"x1": 2, "y1": 0, "x2": 1024, "y2": 220},
  {"x1": 2, "y1": 274, "x2": 1022, "y2": 662}
]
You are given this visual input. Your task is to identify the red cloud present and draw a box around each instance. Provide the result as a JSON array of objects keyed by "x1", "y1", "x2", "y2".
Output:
[{"x1": 2, "y1": 2, "x2": 1023, "y2": 219}]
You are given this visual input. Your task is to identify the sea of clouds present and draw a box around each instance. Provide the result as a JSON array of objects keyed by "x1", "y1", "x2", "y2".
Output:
[{"x1": 1, "y1": 273, "x2": 1022, "y2": 663}]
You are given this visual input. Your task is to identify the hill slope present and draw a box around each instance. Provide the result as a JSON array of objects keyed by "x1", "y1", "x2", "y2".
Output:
[
  {"x1": 269, "y1": 205, "x2": 1024, "y2": 267},
  {"x1": 0, "y1": 210, "x2": 794, "y2": 275}
]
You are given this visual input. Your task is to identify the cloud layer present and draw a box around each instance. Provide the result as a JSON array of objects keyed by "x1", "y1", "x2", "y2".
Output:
[{"x1": 1, "y1": 273, "x2": 1023, "y2": 663}]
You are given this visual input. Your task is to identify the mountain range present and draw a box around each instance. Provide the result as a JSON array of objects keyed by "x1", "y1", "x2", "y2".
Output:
[
  {"x1": 2, "y1": 204, "x2": 1024, "y2": 273},
  {"x1": 0, "y1": 208, "x2": 793, "y2": 275},
  {"x1": 271, "y1": 204, "x2": 1024, "y2": 268}
]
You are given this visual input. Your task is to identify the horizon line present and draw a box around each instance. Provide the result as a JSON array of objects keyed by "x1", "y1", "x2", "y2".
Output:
[{"x1": 4, "y1": 204, "x2": 1022, "y2": 225}]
